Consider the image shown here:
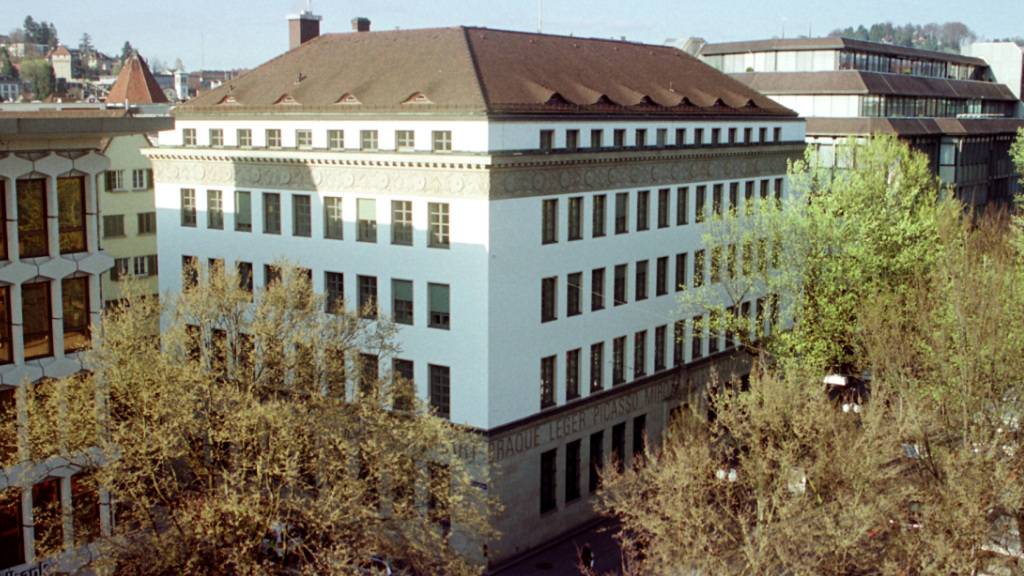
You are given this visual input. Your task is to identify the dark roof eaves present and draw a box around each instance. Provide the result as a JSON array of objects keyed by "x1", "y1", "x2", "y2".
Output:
[{"x1": 701, "y1": 37, "x2": 987, "y2": 66}]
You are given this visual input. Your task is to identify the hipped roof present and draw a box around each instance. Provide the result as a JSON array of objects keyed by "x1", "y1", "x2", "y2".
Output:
[{"x1": 107, "y1": 53, "x2": 169, "y2": 105}]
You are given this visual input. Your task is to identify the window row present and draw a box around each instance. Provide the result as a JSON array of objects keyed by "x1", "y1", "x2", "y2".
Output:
[
  {"x1": 181, "y1": 257, "x2": 451, "y2": 330},
  {"x1": 540, "y1": 415, "x2": 647, "y2": 513},
  {"x1": 111, "y1": 254, "x2": 158, "y2": 281},
  {"x1": 180, "y1": 189, "x2": 451, "y2": 248},
  {"x1": 538, "y1": 125, "x2": 786, "y2": 152},
  {"x1": 182, "y1": 127, "x2": 454, "y2": 153},
  {"x1": 541, "y1": 178, "x2": 785, "y2": 244},
  {"x1": 1, "y1": 177, "x2": 89, "y2": 261},
  {"x1": 539, "y1": 300, "x2": 779, "y2": 410},
  {"x1": 0, "y1": 277, "x2": 91, "y2": 365},
  {"x1": 102, "y1": 212, "x2": 156, "y2": 239},
  {"x1": 103, "y1": 168, "x2": 152, "y2": 192}
]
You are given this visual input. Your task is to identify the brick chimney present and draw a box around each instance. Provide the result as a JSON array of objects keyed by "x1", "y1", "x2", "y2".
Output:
[
  {"x1": 288, "y1": 10, "x2": 322, "y2": 50},
  {"x1": 351, "y1": 17, "x2": 371, "y2": 33}
]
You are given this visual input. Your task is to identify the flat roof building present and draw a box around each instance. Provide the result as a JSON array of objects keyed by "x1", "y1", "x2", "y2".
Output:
[
  {"x1": 150, "y1": 18, "x2": 805, "y2": 565},
  {"x1": 700, "y1": 37, "x2": 1024, "y2": 206}
]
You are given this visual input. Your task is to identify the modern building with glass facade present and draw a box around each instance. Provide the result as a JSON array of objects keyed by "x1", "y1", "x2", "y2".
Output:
[
  {"x1": 0, "y1": 108, "x2": 171, "y2": 575},
  {"x1": 700, "y1": 37, "x2": 1024, "y2": 206}
]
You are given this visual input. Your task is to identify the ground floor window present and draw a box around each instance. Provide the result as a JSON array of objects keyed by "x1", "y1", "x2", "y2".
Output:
[{"x1": 0, "y1": 487, "x2": 22, "y2": 569}]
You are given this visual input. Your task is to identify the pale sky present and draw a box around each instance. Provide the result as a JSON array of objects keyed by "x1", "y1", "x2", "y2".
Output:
[{"x1": 3, "y1": 0, "x2": 1021, "y2": 71}]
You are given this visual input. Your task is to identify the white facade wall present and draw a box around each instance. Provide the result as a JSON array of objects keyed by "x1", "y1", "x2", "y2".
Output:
[{"x1": 770, "y1": 94, "x2": 860, "y2": 118}]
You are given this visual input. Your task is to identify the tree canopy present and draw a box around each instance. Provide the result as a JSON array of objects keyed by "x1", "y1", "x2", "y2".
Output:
[
  {"x1": 828, "y1": 21, "x2": 976, "y2": 53},
  {"x1": 19, "y1": 59, "x2": 54, "y2": 99}
]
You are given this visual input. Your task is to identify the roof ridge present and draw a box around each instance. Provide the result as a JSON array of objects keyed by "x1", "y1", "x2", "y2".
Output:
[{"x1": 460, "y1": 26, "x2": 492, "y2": 114}]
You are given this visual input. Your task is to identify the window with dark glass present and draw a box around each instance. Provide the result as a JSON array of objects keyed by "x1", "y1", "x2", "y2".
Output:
[
  {"x1": 590, "y1": 342, "x2": 604, "y2": 392},
  {"x1": 711, "y1": 246, "x2": 722, "y2": 284},
  {"x1": 676, "y1": 252, "x2": 687, "y2": 292},
  {"x1": 540, "y1": 355, "x2": 556, "y2": 409},
  {"x1": 589, "y1": 430, "x2": 604, "y2": 491},
  {"x1": 636, "y1": 190, "x2": 649, "y2": 231},
  {"x1": 759, "y1": 127, "x2": 767, "y2": 143},
  {"x1": 614, "y1": 264, "x2": 627, "y2": 306},
  {"x1": 567, "y1": 196, "x2": 582, "y2": 241},
  {"x1": 540, "y1": 448, "x2": 557, "y2": 513},
  {"x1": 709, "y1": 310, "x2": 721, "y2": 354},
  {"x1": 760, "y1": 179, "x2": 769, "y2": 200},
  {"x1": 728, "y1": 127, "x2": 736, "y2": 144},
  {"x1": 632, "y1": 414, "x2": 646, "y2": 463},
  {"x1": 388, "y1": 279, "x2": 412, "y2": 324},
  {"x1": 429, "y1": 364, "x2": 450, "y2": 419},
  {"x1": 428, "y1": 202, "x2": 449, "y2": 248},
  {"x1": 694, "y1": 128, "x2": 704, "y2": 146},
  {"x1": 591, "y1": 268, "x2": 605, "y2": 311},
  {"x1": 263, "y1": 264, "x2": 281, "y2": 287},
  {"x1": 729, "y1": 182, "x2": 739, "y2": 214},
  {"x1": 360, "y1": 130, "x2": 378, "y2": 151},
  {"x1": 675, "y1": 128, "x2": 687, "y2": 147},
  {"x1": 234, "y1": 191, "x2": 251, "y2": 232},
  {"x1": 357, "y1": 198, "x2": 376, "y2": 242},
  {"x1": 613, "y1": 129, "x2": 626, "y2": 147},
  {"x1": 0, "y1": 288, "x2": 9, "y2": 365},
  {"x1": 565, "y1": 439, "x2": 581, "y2": 502},
  {"x1": 428, "y1": 283, "x2": 450, "y2": 330},
  {"x1": 713, "y1": 184, "x2": 723, "y2": 217},
  {"x1": 711, "y1": 128, "x2": 721, "y2": 145},
  {"x1": 17, "y1": 179, "x2": 48, "y2": 258},
  {"x1": 677, "y1": 186, "x2": 689, "y2": 225},
  {"x1": 612, "y1": 336, "x2": 626, "y2": 385},
  {"x1": 541, "y1": 276, "x2": 557, "y2": 322},
  {"x1": 392, "y1": 359, "x2": 415, "y2": 411},
  {"x1": 674, "y1": 320, "x2": 685, "y2": 366},
  {"x1": 23, "y1": 282, "x2": 52, "y2": 359},
  {"x1": 694, "y1": 249, "x2": 705, "y2": 288},
  {"x1": 566, "y1": 348, "x2": 580, "y2": 400},
  {"x1": 391, "y1": 200, "x2": 412, "y2": 245},
  {"x1": 180, "y1": 188, "x2": 196, "y2": 228},
  {"x1": 615, "y1": 192, "x2": 628, "y2": 234},
  {"x1": 103, "y1": 215, "x2": 124, "y2": 238},
  {"x1": 695, "y1": 185, "x2": 706, "y2": 223},
  {"x1": 592, "y1": 194, "x2": 606, "y2": 237},
  {"x1": 612, "y1": 422, "x2": 626, "y2": 472},
  {"x1": 657, "y1": 188, "x2": 669, "y2": 228},
  {"x1": 774, "y1": 127, "x2": 782, "y2": 142},
  {"x1": 32, "y1": 477, "x2": 62, "y2": 557},
  {"x1": 238, "y1": 261, "x2": 253, "y2": 294},
  {"x1": 774, "y1": 177, "x2": 784, "y2": 203},
  {"x1": 565, "y1": 129, "x2": 579, "y2": 151},
  {"x1": 0, "y1": 182, "x2": 5, "y2": 259},
  {"x1": 358, "y1": 275, "x2": 377, "y2": 319},
  {"x1": 322, "y1": 197, "x2": 343, "y2": 240},
  {"x1": 635, "y1": 128, "x2": 647, "y2": 148},
  {"x1": 635, "y1": 260, "x2": 648, "y2": 301},
  {"x1": 0, "y1": 485, "x2": 23, "y2": 569},
  {"x1": 539, "y1": 129, "x2": 554, "y2": 151},
  {"x1": 207, "y1": 189, "x2": 223, "y2": 229},
  {"x1": 324, "y1": 271, "x2": 344, "y2": 313},
  {"x1": 263, "y1": 193, "x2": 280, "y2": 234},
  {"x1": 62, "y1": 276, "x2": 90, "y2": 353},
  {"x1": 745, "y1": 181, "x2": 755, "y2": 215},
  {"x1": 567, "y1": 272, "x2": 582, "y2": 317},
  {"x1": 292, "y1": 194, "x2": 311, "y2": 237},
  {"x1": 692, "y1": 315, "x2": 703, "y2": 359},
  {"x1": 656, "y1": 256, "x2": 668, "y2": 296},
  {"x1": 654, "y1": 325, "x2": 666, "y2": 371},
  {"x1": 634, "y1": 330, "x2": 647, "y2": 377},
  {"x1": 542, "y1": 199, "x2": 558, "y2": 244},
  {"x1": 656, "y1": 128, "x2": 667, "y2": 147}
]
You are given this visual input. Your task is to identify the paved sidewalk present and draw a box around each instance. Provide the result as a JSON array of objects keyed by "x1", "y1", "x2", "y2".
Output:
[{"x1": 489, "y1": 519, "x2": 623, "y2": 576}]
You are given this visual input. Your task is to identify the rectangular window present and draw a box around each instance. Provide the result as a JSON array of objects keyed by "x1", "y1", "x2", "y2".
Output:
[
  {"x1": 209, "y1": 128, "x2": 223, "y2": 147},
  {"x1": 774, "y1": 127, "x2": 782, "y2": 142},
  {"x1": 540, "y1": 129, "x2": 554, "y2": 151},
  {"x1": 657, "y1": 188, "x2": 670, "y2": 228},
  {"x1": 728, "y1": 127, "x2": 736, "y2": 145},
  {"x1": 567, "y1": 196, "x2": 582, "y2": 241},
  {"x1": 614, "y1": 129, "x2": 626, "y2": 147},
  {"x1": 612, "y1": 336, "x2": 626, "y2": 385},
  {"x1": 567, "y1": 272, "x2": 582, "y2": 317},
  {"x1": 540, "y1": 449, "x2": 557, "y2": 513},
  {"x1": 266, "y1": 128, "x2": 281, "y2": 148},
  {"x1": 207, "y1": 189, "x2": 223, "y2": 229},
  {"x1": 540, "y1": 355, "x2": 556, "y2": 409},
  {"x1": 393, "y1": 358, "x2": 415, "y2": 411},
  {"x1": 0, "y1": 287, "x2": 10, "y2": 364},
  {"x1": 295, "y1": 129, "x2": 312, "y2": 149},
  {"x1": 744, "y1": 127, "x2": 752, "y2": 144},
  {"x1": 589, "y1": 430, "x2": 604, "y2": 491},
  {"x1": 729, "y1": 182, "x2": 739, "y2": 214},
  {"x1": 745, "y1": 181, "x2": 755, "y2": 214},
  {"x1": 263, "y1": 192, "x2": 280, "y2": 234},
  {"x1": 263, "y1": 264, "x2": 280, "y2": 287},
  {"x1": 32, "y1": 477, "x2": 62, "y2": 556},
  {"x1": 615, "y1": 192, "x2": 629, "y2": 234},
  {"x1": 428, "y1": 283, "x2": 450, "y2": 330},
  {"x1": 391, "y1": 279, "x2": 413, "y2": 325},
  {"x1": 590, "y1": 129, "x2": 603, "y2": 149},
  {"x1": 654, "y1": 325, "x2": 666, "y2": 371},
  {"x1": 58, "y1": 176, "x2": 86, "y2": 254},
  {"x1": 633, "y1": 414, "x2": 647, "y2": 462},
  {"x1": 360, "y1": 130, "x2": 379, "y2": 151},
  {"x1": 71, "y1": 472, "x2": 100, "y2": 547},
  {"x1": 328, "y1": 129, "x2": 344, "y2": 150},
  {"x1": 635, "y1": 260, "x2": 648, "y2": 301},
  {"x1": 428, "y1": 202, "x2": 450, "y2": 248},
  {"x1": 694, "y1": 128, "x2": 704, "y2": 146},
  {"x1": 709, "y1": 310, "x2": 721, "y2": 354},
  {"x1": 713, "y1": 184, "x2": 723, "y2": 217},
  {"x1": 234, "y1": 191, "x2": 251, "y2": 232},
  {"x1": 675, "y1": 252, "x2": 688, "y2": 292},
  {"x1": 396, "y1": 130, "x2": 415, "y2": 150},
  {"x1": 566, "y1": 348, "x2": 580, "y2": 400},
  {"x1": 137, "y1": 211, "x2": 157, "y2": 235},
  {"x1": 656, "y1": 256, "x2": 668, "y2": 296},
  {"x1": 357, "y1": 198, "x2": 377, "y2": 242},
  {"x1": 541, "y1": 276, "x2": 557, "y2": 322},
  {"x1": 677, "y1": 186, "x2": 689, "y2": 225},
  {"x1": 636, "y1": 190, "x2": 650, "y2": 231},
  {"x1": 591, "y1": 268, "x2": 605, "y2": 311},
  {"x1": 711, "y1": 128, "x2": 721, "y2": 145},
  {"x1": 590, "y1": 342, "x2": 604, "y2": 392},
  {"x1": 566, "y1": 129, "x2": 579, "y2": 151},
  {"x1": 238, "y1": 261, "x2": 253, "y2": 294},
  {"x1": 111, "y1": 257, "x2": 129, "y2": 281},
  {"x1": 758, "y1": 127, "x2": 767, "y2": 142},
  {"x1": 565, "y1": 439, "x2": 581, "y2": 502},
  {"x1": 62, "y1": 276, "x2": 90, "y2": 352},
  {"x1": 634, "y1": 330, "x2": 647, "y2": 378},
  {"x1": 432, "y1": 130, "x2": 452, "y2": 152},
  {"x1": 674, "y1": 320, "x2": 685, "y2": 366},
  {"x1": 131, "y1": 168, "x2": 148, "y2": 190},
  {"x1": 774, "y1": 177, "x2": 784, "y2": 202},
  {"x1": 22, "y1": 282, "x2": 52, "y2": 360},
  {"x1": 183, "y1": 128, "x2": 196, "y2": 146},
  {"x1": 695, "y1": 185, "x2": 706, "y2": 223},
  {"x1": 237, "y1": 128, "x2": 252, "y2": 147},
  {"x1": 103, "y1": 215, "x2": 125, "y2": 238},
  {"x1": 358, "y1": 275, "x2": 378, "y2": 319},
  {"x1": 323, "y1": 197, "x2": 343, "y2": 240},
  {"x1": 612, "y1": 422, "x2": 626, "y2": 472},
  {"x1": 635, "y1": 128, "x2": 647, "y2": 148},
  {"x1": 675, "y1": 128, "x2": 687, "y2": 147},
  {"x1": 390, "y1": 200, "x2": 412, "y2": 245},
  {"x1": 760, "y1": 179, "x2": 770, "y2": 200},
  {"x1": 429, "y1": 364, "x2": 450, "y2": 419},
  {"x1": 292, "y1": 195, "x2": 311, "y2": 237},
  {"x1": 325, "y1": 271, "x2": 344, "y2": 313},
  {"x1": 694, "y1": 249, "x2": 705, "y2": 287},
  {"x1": 542, "y1": 199, "x2": 558, "y2": 244},
  {"x1": 105, "y1": 170, "x2": 123, "y2": 192},
  {"x1": 614, "y1": 264, "x2": 627, "y2": 306},
  {"x1": 656, "y1": 128, "x2": 667, "y2": 147},
  {"x1": 592, "y1": 194, "x2": 606, "y2": 237}
]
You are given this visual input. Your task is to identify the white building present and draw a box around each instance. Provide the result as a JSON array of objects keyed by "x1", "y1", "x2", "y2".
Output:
[{"x1": 149, "y1": 19, "x2": 804, "y2": 565}]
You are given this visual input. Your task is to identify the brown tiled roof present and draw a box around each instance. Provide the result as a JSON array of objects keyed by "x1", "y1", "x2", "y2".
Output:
[
  {"x1": 806, "y1": 117, "x2": 1024, "y2": 137},
  {"x1": 731, "y1": 71, "x2": 1018, "y2": 101},
  {"x1": 180, "y1": 27, "x2": 794, "y2": 118},
  {"x1": 700, "y1": 38, "x2": 986, "y2": 66},
  {"x1": 107, "y1": 54, "x2": 169, "y2": 105},
  {"x1": 47, "y1": 45, "x2": 72, "y2": 58}
]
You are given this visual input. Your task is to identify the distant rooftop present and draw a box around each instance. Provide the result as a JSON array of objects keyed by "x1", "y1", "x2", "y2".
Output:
[
  {"x1": 181, "y1": 26, "x2": 795, "y2": 118},
  {"x1": 107, "y1": 53, "x2": 170, "y2": 105},
  {"x1": 701, "y1": 37, "x2": 986, "y2": 67}
]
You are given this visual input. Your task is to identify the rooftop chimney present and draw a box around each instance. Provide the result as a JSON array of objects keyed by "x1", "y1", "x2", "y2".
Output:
[
  {"x1": 288, "y1": 10, "x2": 322, "y2": 50},
  {"x1": 352, "y1": 17, "x2": 371, "y2": 33}
]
